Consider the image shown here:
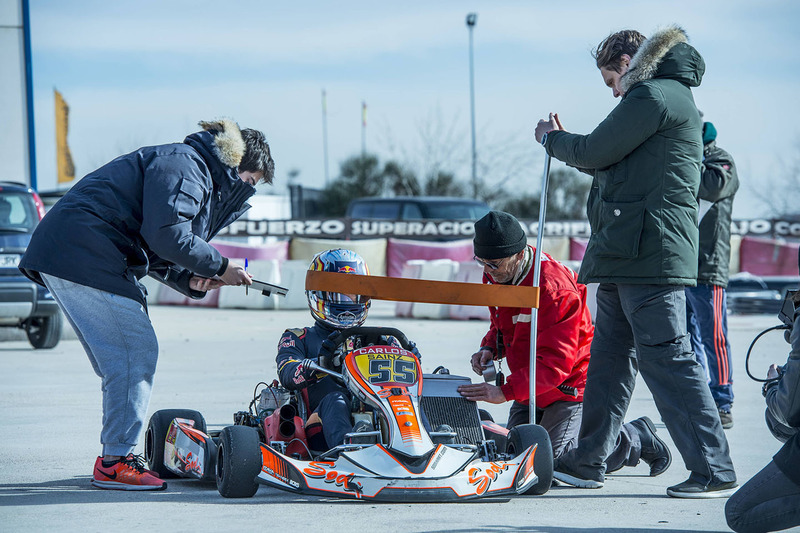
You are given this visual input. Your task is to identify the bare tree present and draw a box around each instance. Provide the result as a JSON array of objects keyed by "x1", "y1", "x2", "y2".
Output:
[
  {"x1": 499, "y1": 167, "x2": 591, "y2": 220},
  {"x1": 749, "y1": 137, "x2": 800, "y2": 218}
]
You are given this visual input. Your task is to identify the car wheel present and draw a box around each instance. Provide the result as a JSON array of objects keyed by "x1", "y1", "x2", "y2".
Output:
[
  {"x1": 216, "y1": 426, "x2": 261, "y2": 498},
  {"x1": 25, "y1": 313, "x2": 62, "y2": 349},
  {"x1": 506, "y1": 424, "x2": 553, "y2": 495},
  {"x1": 144, "y1": 409, "x2": 206, "y2": 478}
]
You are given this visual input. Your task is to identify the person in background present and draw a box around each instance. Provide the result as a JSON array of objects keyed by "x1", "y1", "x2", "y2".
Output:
[
  {"x1": 19, "y1": 118, "x2": 274, "y2": 490},
  {"x1": 685, "y1": 116, "x2": 739, "y2": 429}
]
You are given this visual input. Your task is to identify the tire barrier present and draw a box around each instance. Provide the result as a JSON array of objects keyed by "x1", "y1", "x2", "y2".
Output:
[
  {"x1": 448, "y1": 262, "x2": 491, "y2": 321},
  {"x1": 144, "y1": 233, "x2": 774, "y2": 312},
  {"x1": 385, "y1": 238, "x2": 473, "y2": 278}
]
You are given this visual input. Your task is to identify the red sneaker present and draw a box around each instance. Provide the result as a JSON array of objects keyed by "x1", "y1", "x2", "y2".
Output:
[{"x1": 92, "y1": 455, "x2": 167, "y2": 491}]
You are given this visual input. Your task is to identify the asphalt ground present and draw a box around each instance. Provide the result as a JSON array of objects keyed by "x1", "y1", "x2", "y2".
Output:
[{"x1": 0, "y1": 301, "x2": 793, "y2": 533}]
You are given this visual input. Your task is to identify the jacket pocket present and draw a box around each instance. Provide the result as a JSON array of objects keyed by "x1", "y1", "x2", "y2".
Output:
[
  {"x1": 172, "y1": 178, "x2": 205, "y2": 223},
  {"x1": 593, "y1": 197, "x2": 646, "y2": 259}
]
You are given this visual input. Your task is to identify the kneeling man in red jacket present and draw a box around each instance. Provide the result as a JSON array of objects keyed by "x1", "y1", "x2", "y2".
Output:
[{"x1": 458, "y1": 211, "x2": 671, "y2": 475}]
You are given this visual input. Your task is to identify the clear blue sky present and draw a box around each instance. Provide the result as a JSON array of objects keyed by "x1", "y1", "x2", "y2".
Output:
[{"x1": 29, "y1": 0, "x2": 800, "y2": 218}]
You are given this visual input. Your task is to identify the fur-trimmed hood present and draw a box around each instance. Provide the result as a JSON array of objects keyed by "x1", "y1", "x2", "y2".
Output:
[
  {"x1": 196, "y1": 118, "x2": 245, "y2": 168},
  {"x1": 620, "y1": 25, "x2": 704, "y2": 95}
]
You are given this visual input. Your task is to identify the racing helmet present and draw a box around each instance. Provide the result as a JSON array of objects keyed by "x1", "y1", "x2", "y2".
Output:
[{"x1": 306, "y1": 249, "x2": 371, "y2": 328}]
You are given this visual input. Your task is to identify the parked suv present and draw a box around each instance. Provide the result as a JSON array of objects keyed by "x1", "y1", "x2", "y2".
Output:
[
  {"x1": 0, "y1": 182, "x2": 62, "y2": 348},
  {"x1": 346, "y1": 196, "x2": 490, "y2": 220}
]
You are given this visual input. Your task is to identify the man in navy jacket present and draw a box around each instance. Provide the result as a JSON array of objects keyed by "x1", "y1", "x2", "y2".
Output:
[{"x1": 20, "y1": 118, "x2": 274, "y2": 491}]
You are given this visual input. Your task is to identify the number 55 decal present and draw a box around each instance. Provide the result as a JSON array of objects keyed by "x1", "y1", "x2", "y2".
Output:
[{"x1": 368, "y1": 358, "x2": 417, "y2": 385}]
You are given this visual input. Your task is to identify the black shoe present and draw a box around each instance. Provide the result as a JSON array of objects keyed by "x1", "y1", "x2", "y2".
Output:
[
  {"x1": 630, "y1": 416, "x2": 672, "y2": 477},
  {"x1": 667, "y1": 478, "x2": 738, "y2": 499},
  {"x1": 349, "y1": 420, "x2": 374, "y2": 444},
  {"x1": 718, "y1": 408, "x2": 733, "y2": 430},
  {"x1": 552, "y1": 463, "x2": 604, "y2": 489}
]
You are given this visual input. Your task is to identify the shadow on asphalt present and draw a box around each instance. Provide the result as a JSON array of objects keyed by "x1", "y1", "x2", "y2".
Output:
[
  {"x1": 2, "y1": 476, "x2": 691, "y2": 510},
  {"x1": 423, "y1": 529, "x2": 728, "y2": 533},
  {"x1": 0, "y1": 477, "x2": 295, "y2": 506}
]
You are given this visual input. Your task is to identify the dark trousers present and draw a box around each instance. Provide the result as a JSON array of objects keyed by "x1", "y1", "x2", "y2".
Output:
[
  {"x1": 507, "y1": 400, "x2": 641, "y2": 470},
  {"x1": 557, "y1": 284, "x2": 736, "y2": 485},
  {"x1": 686, "y1": 284, "x2": 734, "y2": 411},
  {"x1": 726, "y1": 461, "x2": 800, "y2": 533},
  {"x1": 316, "y1": 391, "x2": 353, "y2": 448}
]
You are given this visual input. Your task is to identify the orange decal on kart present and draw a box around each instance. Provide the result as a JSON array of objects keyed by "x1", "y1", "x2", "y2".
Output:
[
  {"x1": 468, "y1": 462, "x2": 511, "y2": 495},
  {"x1": 303, "y1": 461, "x2": 363, "y2": 497},
  {"x1": 261, "y1": 445, "x2": 291, "y2": 485}
]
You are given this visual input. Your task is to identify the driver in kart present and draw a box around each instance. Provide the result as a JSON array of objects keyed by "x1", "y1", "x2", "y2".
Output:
[
  {"x1": 458, "y1": 211, "x2": 672, "y2": 476},
  {"x1": 276, "y1": 249, "x2": 382, "y2": 450}
]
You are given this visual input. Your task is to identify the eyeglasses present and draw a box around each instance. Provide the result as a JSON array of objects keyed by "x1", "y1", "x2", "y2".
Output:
[{"x1": 473, "y1": 255, "x2": 504, "y2": 270}]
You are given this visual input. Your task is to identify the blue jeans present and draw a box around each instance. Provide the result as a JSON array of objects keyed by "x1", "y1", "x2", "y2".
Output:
[
  {"x1": 726, "y1": 460, "x2": 800, "y2": 532},
  {"x1": 686, "y1": 284, "x2": 734, "y2": 411},
  {"x1": 42, "y1": 274, "x2": 158, "y2": 457},
  {"x1": 557, "y1": 284, "x2": 735, "y2": 485}
]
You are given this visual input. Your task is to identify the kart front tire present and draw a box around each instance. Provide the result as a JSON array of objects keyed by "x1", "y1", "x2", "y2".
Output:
[
  {"x1": 216, "y1": 425, "x2": 261, "y2": 498},
  {"x1": 145, "y1": 409, "x2": 207, "y2": 478},
  {"x1": 507, "y1": 423, "x2": 553, "y2": 495}
]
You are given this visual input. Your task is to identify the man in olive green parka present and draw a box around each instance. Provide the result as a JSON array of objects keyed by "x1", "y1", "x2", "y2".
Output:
[{"x1": 534, "y1": 25, "x2": 737, "y2": 498}]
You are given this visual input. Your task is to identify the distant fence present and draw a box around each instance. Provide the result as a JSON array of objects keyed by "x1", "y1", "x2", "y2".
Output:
[{"x1": 218, "y1": 217, "x2": 800, "y2": 240}]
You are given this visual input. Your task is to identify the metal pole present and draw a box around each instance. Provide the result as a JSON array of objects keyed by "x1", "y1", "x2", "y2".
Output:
[
  {"x1": 466, "y1": 13, "x2": 478, "y2": 197},
  {"x1": 22, "y1": 0, "x2": 37, "y2": 191},
  {"x1": 361, "y1": 101, "x2": 367, "y2": 158},
  {"x1": 321, "y1": 89, "x2": 330, "y2": 186},
  {"x1": 529, "y1": 153, "x2": 551, "y2": 424}
]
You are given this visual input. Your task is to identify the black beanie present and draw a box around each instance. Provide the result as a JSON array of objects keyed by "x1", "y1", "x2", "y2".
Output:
[{"x1": 473, "y1": 210, "x2": 527, "y2": 260}]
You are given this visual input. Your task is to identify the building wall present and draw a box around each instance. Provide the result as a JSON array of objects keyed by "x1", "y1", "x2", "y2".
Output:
[{"x1": 0, "y1": 0, "x2": 30, "y2": 184}]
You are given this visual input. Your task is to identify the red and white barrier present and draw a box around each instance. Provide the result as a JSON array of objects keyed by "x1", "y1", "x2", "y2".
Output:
[
  {"x1": 394, "y1": 261, "x2": 423, "y2": 317},
  {"x1": 290, "y1": 238, "x2": 388, "y2": 276},
  {"x1": 386, "y1": 238, "x2": 473, "y2": 278},
  {"x1": 448, "y1": 262, "x2": 490, "y2": 320},
  {"x1": 218, "y1": 259, "x2": 281, "y2": 309}
]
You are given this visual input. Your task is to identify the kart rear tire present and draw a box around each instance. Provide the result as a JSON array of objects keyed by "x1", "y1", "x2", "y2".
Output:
[
  {"x1": 216, "y1": 425, "x2": 261, "y2": 498},
  {"x1": 145, "y1": 409, "x2": 207, "y2": 478},
  {"x1": 506, "y1": 424, "x2": 553, "y2": 495},
  {"x1": 25, "y1": 313, "x2": 62, "y2": 350}
]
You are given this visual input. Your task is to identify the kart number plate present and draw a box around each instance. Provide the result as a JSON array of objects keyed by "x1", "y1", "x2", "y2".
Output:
[{"x1": 0, "y1": 254, "x2": 21, "y2": 268}]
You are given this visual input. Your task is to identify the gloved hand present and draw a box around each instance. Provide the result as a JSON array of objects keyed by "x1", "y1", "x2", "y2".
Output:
[
  {"x1": 318, "y1": 333, "x2": 340, "y2": 368},
  {"x1": 299, "y1": 358, "x2": 320, "y2": 381},
  {"x1": 407, "y1": 340, "x2": 422, "y2": 360}
]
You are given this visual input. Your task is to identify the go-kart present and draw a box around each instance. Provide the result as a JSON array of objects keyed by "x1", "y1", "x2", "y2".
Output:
[{"x1": 144, "y1": 326, "x2": 554, "y2": 501}]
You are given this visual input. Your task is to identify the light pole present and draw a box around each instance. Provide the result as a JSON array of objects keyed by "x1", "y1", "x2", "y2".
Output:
[
  {"x1": 321, "y1": 89, "x2": 330, "y2": 186},
  {"x1": 466, "y1": 13, "x2": 478, "y2": 197}
]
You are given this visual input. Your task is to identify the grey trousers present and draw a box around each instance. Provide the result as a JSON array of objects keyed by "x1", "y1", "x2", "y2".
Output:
[
  {"x1": 557, "y1": 283, "x2": 736, "y2": 485},
  {"x1": 508, "y1": 400, "x2": 641, "y2": 470},
  {"x1": 42, "y1": 274, "x2": 159, "y2": 457}
]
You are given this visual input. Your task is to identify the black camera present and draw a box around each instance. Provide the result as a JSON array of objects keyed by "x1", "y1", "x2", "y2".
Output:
[{"x1": 779, "y1": 289, "x2": 800, "y2": 343}]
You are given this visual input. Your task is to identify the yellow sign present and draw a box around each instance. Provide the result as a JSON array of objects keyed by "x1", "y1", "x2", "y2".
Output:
[{"x1": 54, "y1": 89, "x2": 75, "y2": 184}]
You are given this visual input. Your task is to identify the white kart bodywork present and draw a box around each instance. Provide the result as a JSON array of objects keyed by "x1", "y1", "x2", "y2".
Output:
[{"x1": 255, "y1": 345, "x2": 540, "y2": 501}]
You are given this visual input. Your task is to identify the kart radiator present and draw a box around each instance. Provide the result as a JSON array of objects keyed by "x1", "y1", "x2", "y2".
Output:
[{"x1": 421, "y1": 374, "x2": 484, "y2": 445}]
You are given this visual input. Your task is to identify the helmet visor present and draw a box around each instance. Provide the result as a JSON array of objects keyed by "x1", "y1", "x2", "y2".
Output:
[{"x1": 310, "y1": 291, "x2": 370, "y2": 305}]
